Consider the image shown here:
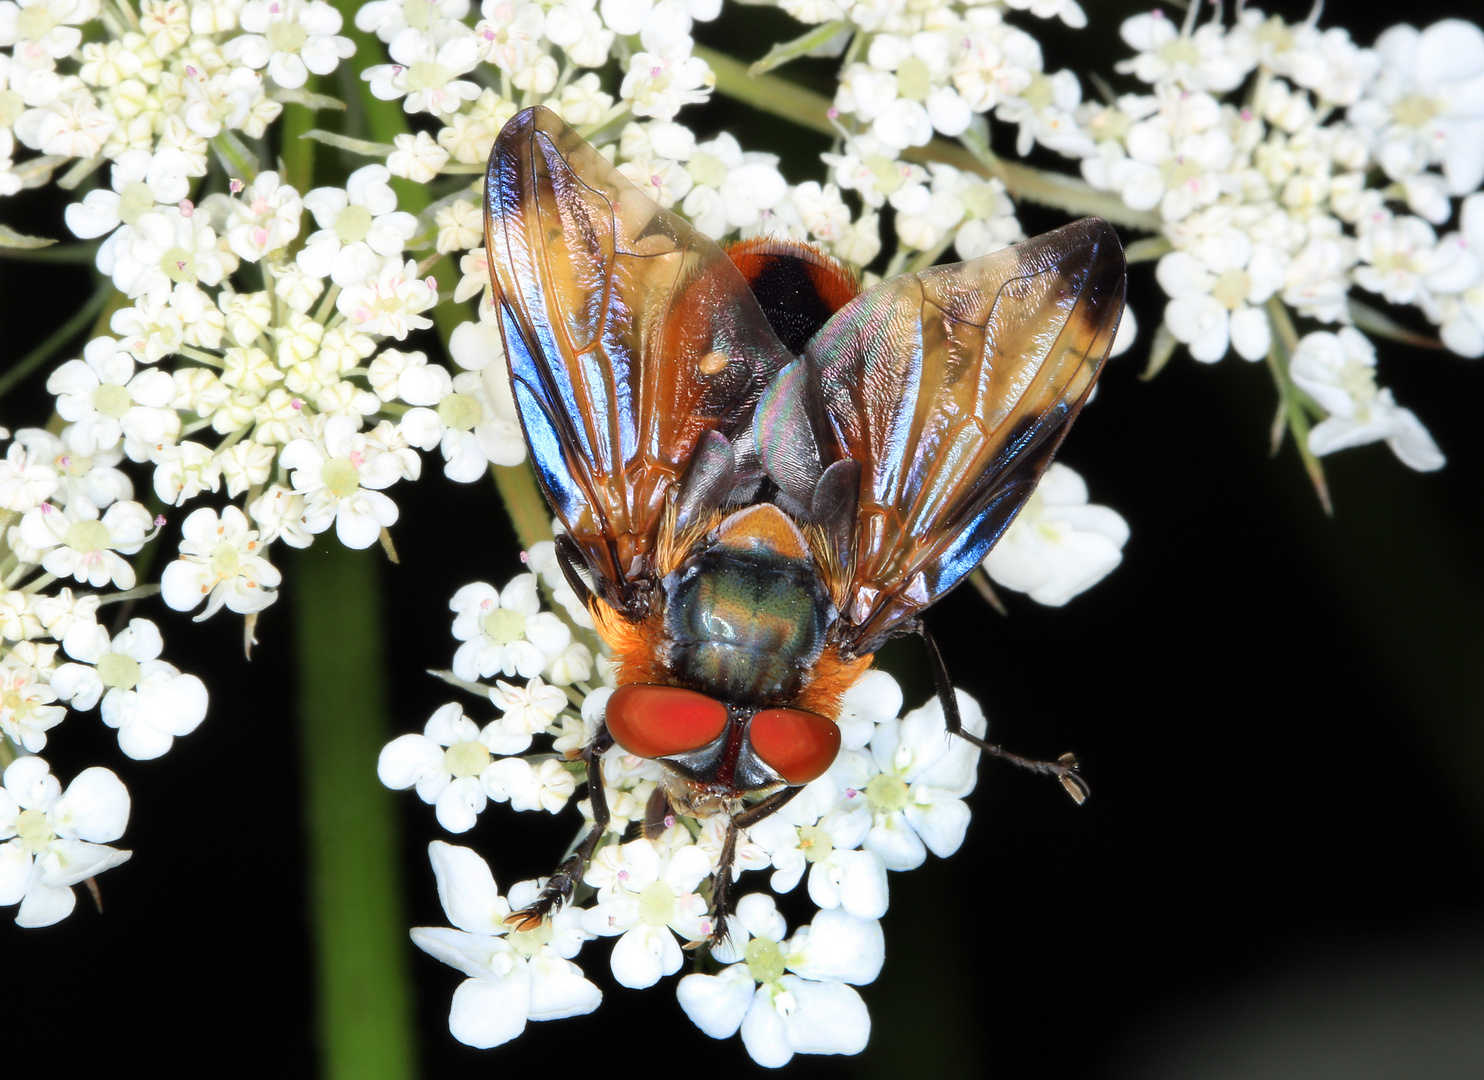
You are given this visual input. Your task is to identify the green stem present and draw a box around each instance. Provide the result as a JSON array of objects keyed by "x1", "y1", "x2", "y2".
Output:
[
  {"x1": 696, "y1": 46, "x2": 1163, "y2": 231},
  {"x1": 0, "y1": 736, "x2": 14, "y2": 769},
  {"x1": 1265, "y1": 297, "x2": 1332, "y2": 515},
  {"x1": 0, "y1": 282, "x2": 112, "y2": 401},
  {"x1": 292, "y1": 544, "x2": 416, "y2": 1080},
  {"x1": 281, "y1": 33, "x2": 416, "y2": 1078},
  {"x1": 492, "y1": 462, "x2": 555, "y2": 551}
]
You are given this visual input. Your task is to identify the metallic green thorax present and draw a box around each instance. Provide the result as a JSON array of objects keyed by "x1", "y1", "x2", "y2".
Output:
[{"x1": 663, "y1": 531, "x2": 831, "y2": 707}]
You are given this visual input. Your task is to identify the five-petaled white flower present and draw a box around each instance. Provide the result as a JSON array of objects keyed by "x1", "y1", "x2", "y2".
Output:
[
  {"x1": 411, "y1": 842, "x2": 600, "y2": 1048},
  {"x1": 161, "y1": 505, "x2": 282, "y2": 618},
  {"x1": 676, "y1": 894, "x2": 881, "y2": 1067},
  {"x1": 0, "y1": 757, "x2": 130, "y2": 928},
  {"x1": 52, "y1": 618, "x2": 209, "y2": 760}
]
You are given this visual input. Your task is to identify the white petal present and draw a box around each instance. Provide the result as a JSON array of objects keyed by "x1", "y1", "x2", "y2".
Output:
[
  {"x1": 429, "y1": 840, "x2": 507, "y2": 935},
  {"x1": 434, "y1": 776, "x2": 486, "y2": 833},
  {"x1": 788, "y1": 909, "x2": 884, "y2": 985},
  {"x1": 1228, "y1": 305, "x2": 1271, "y2": 361},
  {"x1": 525, "y1": 954, "x2": 602, "y2": 1020},
  {"x1": 781, "y1": 977, "x2": 871, "y2": 1056},
  {"x1": 740, "y1": 987, "x2": 794, "y2": 1068},
  {"x1": 905, "y1": 794, "x2": 973, "y2": 858},
  {"x1": 448, "y1": 971, "x2": 531, "y2": 1048},
  {"x1": 378, "y1": 733, "x2": 447, "y2": 791},
  {"x1": 50, "y1": 767, "x2": 129, "y2": 843},
  {"x1": 15, "y1": 876, "x2": 75, "y2": 927},
  {"x1": 36, "y1": 838, "x2": 131, "y2": 888},
  {"x1": 609, "y1": 924, "x2": 681, "y2": 988},
  {"x1": 677, "y1": 969, "x2": 755, "y2": 1039}
]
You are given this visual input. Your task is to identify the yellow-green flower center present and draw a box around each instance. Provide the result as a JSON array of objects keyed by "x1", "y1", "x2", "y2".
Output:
[
  {"x1": 211, "y1": 540, "x2": 242, "y2": 578},
  {"x1": 745, "y1": 936, "x2": 786, "y2": 983},
  {"x1": 65, "y1": 519, "x2": 112, "y2": 553},
  {"x1": 335, "y1": 204, "x2": 373, "y2": 244},
  {"x1": 16, "y1": 808, "x2": 53, "y2": 852},
  {"x1": 320, "y1": 458, "x2": 361, "y2": 499},
  {"x1": 93, "y1": 382, "x2": 132, "y2": 419},
  {"x1": 436, "y1": 392, "x2": 481, "y2": 432},
  {"x1": 16, "y1": 5, "x2": 56, "y2": 41},
  {"x1": 481, "y1": 606, "x2": 526, "y2": 644},
  {"x1": 444, "y1": 739, "x2": 491, "y2": 778},
  {"x1": 267, "y1": 20, "x2": 307, "y2": 54},
  {"x1": 402, "y1": 0, "x2": 432, "y2": 29},
  {"x1": 0, "y1": 89, "x2": 23, "y2": 128},
  {"x1": 160, "y1": 245, "x2": 197, "y2": 284},
  {"x1": 798, "y1": 823, "x2": 834, "y2": 863},
  {"x1": 407, "y1": 61, "x2": 449, "y2": 92},
  {"x1": 638, "y1": 880, "x2": 676, "y2": 926},
  {"x1": 98, "y1": 650, "x2": 142, "y2": 691},
  {"x1": 1392, "y1": 93, "x2": 1441, "y2": 129},
  {"x1": 866, "y1": 772, "x2": 909, "y2": 812},
  {"x1": 1211, "y1": 268, "x2": 1251, "y2": 310},
  {"x1": 117, "y1": 181, "x2": 156, "y2": 226},
  {"x1": 866, "y1": 154, "x2": 903, "y2": 195},
  {"x1": 896, "y1": 56, "x2": 931, "y2": 102}
]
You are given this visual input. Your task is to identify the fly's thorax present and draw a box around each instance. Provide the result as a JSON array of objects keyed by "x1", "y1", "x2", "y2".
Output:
[{"x1": 660, "y1": 504, "x2": 834, "y2": 706}]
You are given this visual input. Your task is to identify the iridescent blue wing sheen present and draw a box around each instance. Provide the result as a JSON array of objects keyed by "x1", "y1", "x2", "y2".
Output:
[
  {"x1": 806, "y1": 219, "x2": 1127, "y2": 653},
  {"x1": 485, "y1": 107, "x2": 795, "y2": 612}
]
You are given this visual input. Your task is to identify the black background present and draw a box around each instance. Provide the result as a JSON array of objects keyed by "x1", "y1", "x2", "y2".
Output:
[{"x1": 4, "y1": 1, "x2": 1484, "y2": 1076}]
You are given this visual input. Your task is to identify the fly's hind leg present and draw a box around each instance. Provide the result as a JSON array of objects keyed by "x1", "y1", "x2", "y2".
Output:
[
  {"x1": 918, "y1": 622, "x2": 1090, "y2": 804},
  {"x1": 506, "y1": 726, "x2": 615, "y2": 931},
  {"x1": 708, "y1": 786, "x2": 803, "y2": 948}
]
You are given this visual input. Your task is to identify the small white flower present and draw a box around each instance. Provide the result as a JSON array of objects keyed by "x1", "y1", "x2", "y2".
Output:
[
  {"x1": 279, "y1": 415, "x2": 420, "y2": 548},
  {"x1": 364, "y1": 29, "x2": 481, "y2": 115},
  {"x1": 1289, "y1": 327, "x2": 1444, "y2": 472},
  {"x1": 983, "y1": 463, "x2": 1129, "y2": 606},
  {"x1": 335, "y1": 256, "x2": 438, "y2": 339},
  {"x1": 53, "y1": 618, "x2": 208, "y2": 760},
  {"x1": 449, "y1": 576, "x2": 571, "y2": 681},
  {"x1": 0, "y1": 657, "x2": 66, "y2": 752},
  {"x1": 387, "y1": 129, "x2": 449, "y2": 182},
  {"x1": 380, "y1": 702, "x2": 532, "y2": 832},
  {"x1": 580, "y1": 838, "x2": 712, "y2": 987},
  {"x1": 18, "y1": 499, "x2": 152, "y2": 589},
  {"x1": 845, "y1": 689, "x2": 987, "y2": 871},
  {"x1": 676, "y1": 895, "x2": 880, "y2": 1066},
  {"x1": 297, "y1": 166, "x2": 418, "y2": 287},
  {"x1": 161, "y1": 505, "x2": 281, "y2": 618},
  {"x1": 225, "y1": 0, "x2": 355, "y2": 89},
  {"x1": 410, "y1": 842, "x2": 600, "y2": 1048},
  {"x1": 0, "y1": 757, "x2": 131, "y2": 928}
]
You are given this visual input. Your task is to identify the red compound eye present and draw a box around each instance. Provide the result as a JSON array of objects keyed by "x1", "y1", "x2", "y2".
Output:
[
  {"x1": 749, "y1": 708, "x2": 841, "y2": 786},
  {"x1": 605, "y1": 684, "x2": 729, "y2": 760}
]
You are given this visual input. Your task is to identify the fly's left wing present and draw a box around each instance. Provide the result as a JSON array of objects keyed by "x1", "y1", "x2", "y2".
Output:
[
  {"x1": 807, "y1": 218, "x2": 1126, "y2": 654},
  {"x1": 486, "y1": 107, "x2": 794, "y2": 614}
]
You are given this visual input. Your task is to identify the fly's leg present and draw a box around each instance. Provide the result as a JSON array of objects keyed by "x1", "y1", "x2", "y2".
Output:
[
  {"x1": 506, "y1": 727, "x2": 615, "y2": 931},
  {"x1": 918, "y1": 622, "x2": 1090, "y2": 804},
  {"x1": 708, "y1": 787, "x2": 803, "y2": 948},
  {"x1": 643, "y1": 786, "x2": 673, "y2": 841}
]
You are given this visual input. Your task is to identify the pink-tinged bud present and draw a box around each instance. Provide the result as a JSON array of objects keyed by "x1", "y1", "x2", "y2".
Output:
[
  {"x1": 178, "y1": 199, "x2": 194, "y2": 217},
  {"x1": 154, "y1": 514, "x2": 167, "y2": 527},
  {"x1": 230, "y1": 178, "x2": 245, "y2": 194}
]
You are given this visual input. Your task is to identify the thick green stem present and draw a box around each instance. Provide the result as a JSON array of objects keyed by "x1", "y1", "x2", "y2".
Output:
[
  {"x1": 292, "y1": 544, "x2": 416, "y2": 1080},
  {"x1": 281, "y1": 44, "x2": 416, "y2": 1078},
  {"x1": 696, "y1": 46, "x2": 1163, "y2": 231}
]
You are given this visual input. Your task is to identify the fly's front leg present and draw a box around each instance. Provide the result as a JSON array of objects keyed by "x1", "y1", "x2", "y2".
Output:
[
  {"x1": 918, "y1": 622, "x2": 1089, "y2": 804},
  {"x1": 707, "y1": 786, "x2": 803, "y2": 948},
  {"x1": 506, "y1": 727, "x2": 615, "y2": 931}
]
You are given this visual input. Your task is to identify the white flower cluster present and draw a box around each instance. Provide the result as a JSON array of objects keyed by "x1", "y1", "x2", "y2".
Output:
[
  {"x1": 1070, "y1": 8, "x2": 1480, "y2": 470},
  {"x1": 381, "y1": 583, "x2": 992, "y2": 1065}
]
